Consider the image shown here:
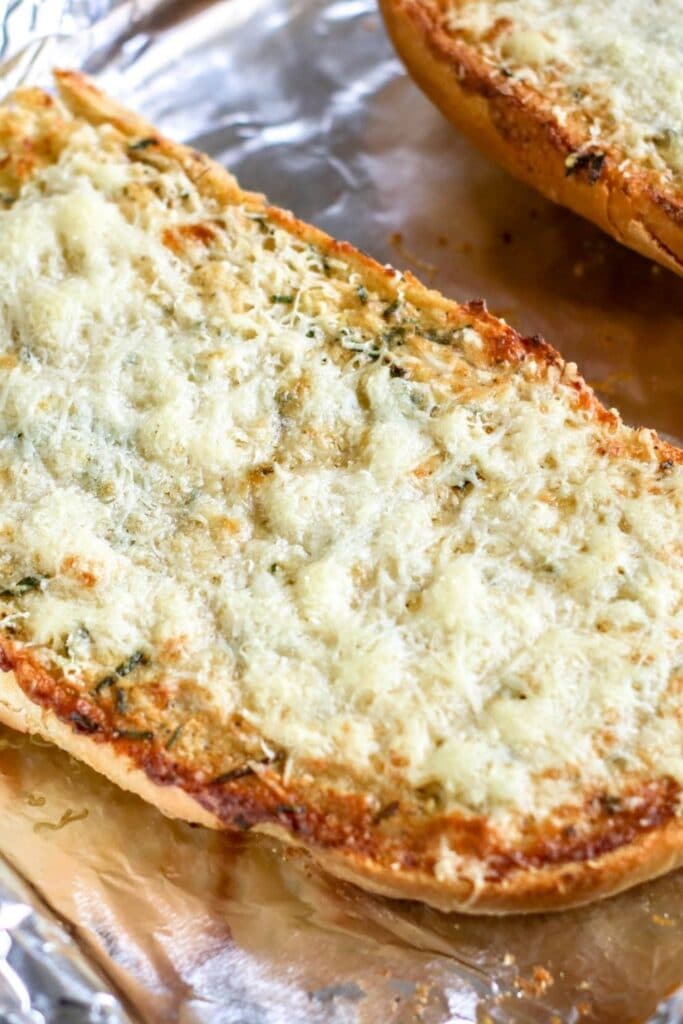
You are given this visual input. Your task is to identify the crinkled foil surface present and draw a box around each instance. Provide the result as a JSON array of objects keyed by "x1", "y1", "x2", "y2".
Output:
[{"x1": 0, "y1": 2, "x2": 682, "y2": 1022}]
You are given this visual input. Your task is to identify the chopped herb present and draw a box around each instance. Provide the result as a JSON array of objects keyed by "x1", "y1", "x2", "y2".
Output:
[
  {"x1": 599, "y1": 793, "x2": 622, "y2": 816},
  {"x1": 340, "y1": 329, "x2": 381, "y2": 360},
  {"x1": 93, "y1": 675, "x2": 116, "y2": 695},
  {"x1": 115, "y1": 687, "x2": 127, "y2": 715},
  {"x1": 271, "y1": 294, "x2": 294, "y2": 304},
  {"x1": 16, "y1": 575, "x2": 43, "y2": 593},
  {"x1": 356, "y1": 285, "x2": 369, "y2": 304},
  {"x1": 165, "y1": 724, "x2": 183, "y2": 750},
  {"x1": 115, "y1": 650, "x2": 147, "y2": 678},
  {"x1": 306, "y1": 329, "x2": 316, "y2": 338},
  {"x1": 321, "y1": 254, "x2": 331, "y2": 276},
  {"x1": 1, "y1": 575, "x2": 45, "y2": 598},
  {"x1": 66, "y1": 625, "x2": 91, "y2": 660},
  {"x1": 269, "y1": 563, "x2": 279, "y2": 574},
  {"x1": 659, "y1": 459, "x2": 674, "y2": 475},
  {"x1": 128, "y1": 137, "x2": 158, "y2": 151},
  {"x1": 372, "y1": 800, "x2": 400, "y2": 825},
  {"x1": 421, "y1": 325, "x2": 471, "y2": 346},
  {"x1": 93, "y1": 650, "x2": 146, "y2": 695},
  {"x1": 343, "y1": 340, "x2": 380, "y2": 360},
  {"x1": 382, "y1": 297, "x2": 401, "y2": 320},
  {"x1": 565, "y1": 150, "x2": 605, "y2": 184},
  {"x1": 390, "y1": 365, "x2": 406, "y2": 378},
  {"x1": 70, "y1": 711, "x2": 100, "y2": 734},
  {"x1": 115, "y1": 729, "x2": 154, "y2": 742},
  {"x1": 382, "y1": 325, "x2": 406, "y2": 347},
  {"x1": 251, "y1": 215, "x2": 270, "y2": 233}
]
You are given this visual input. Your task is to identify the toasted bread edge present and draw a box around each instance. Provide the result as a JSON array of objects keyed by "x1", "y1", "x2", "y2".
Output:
[
  {"x1": 380, "y1": 0, "x2": 683, "y2": 277},
  {"x1": 0, "y1": 69, "x2": 680, "y2": 915}
]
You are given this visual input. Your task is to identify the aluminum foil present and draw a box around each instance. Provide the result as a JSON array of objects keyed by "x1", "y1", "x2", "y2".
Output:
[
  {"x1": 0, "y1": 2, "x2": 682, "y2": 1022},
  {"x1": 0, "y1": 854, "x2": 131, "y2": 1024}
]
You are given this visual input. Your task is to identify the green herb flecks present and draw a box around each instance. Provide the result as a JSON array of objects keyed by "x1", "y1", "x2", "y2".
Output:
[
  {"x1": 115, "y1": 729, "x2": 154, "y2": 742},
  {"x1": 251, "y1": 215, "x2": 270, "y2": 234},
  {"x1": 424, "y1": 324, "x2": 472, "y2": 346},
  {"x1": 356, "y1": 285, "x2": 368, "y2": 304},
  {"x1": 382, "y1": 297, "x2": 401, "y2": 320},
  {"x1": 271, "y1": 294, "x2": 294, "y2": 304},
  {"x1": 382, "y1": 325, "x2": 406, "y2": 348},
  {"x1": 343, "y1": 339, "x2": 380, "y2": 360},
  {"x1": 93, "y1": 650, "x2": 147, "y2": 695},
  {"x1": 340, "y1": 327, "x2": 381, "y2": 361},
  {"x1": 70, "y1": 711, "x2": 100, "y2": 734},
  {"x1": 128, "y1": 137, "x2": 158, "y2": 151},
  {"x1": 116, "y1": 651, "x2": 147, "y2": 677},
  {"x1": 165, "y1": 724, "x2": 183, "y2": 750},
  {"x1": 115, "y1": 687, "x2": 128, "y2": 716},
  {"x1": 1, "y1": 575, "x2": 46, "y2": 598},
  {"x1": 565, "y1": 150, "x2": 605, "y2": 184}
]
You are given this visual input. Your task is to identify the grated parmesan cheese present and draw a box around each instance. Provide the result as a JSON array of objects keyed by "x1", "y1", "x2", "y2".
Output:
[
  {"x1": 0, "y1": 112, "x2": 680, "y2": 829},
  {"x1": 444, "y1": 0, "x2": 683, "y2": 180}
]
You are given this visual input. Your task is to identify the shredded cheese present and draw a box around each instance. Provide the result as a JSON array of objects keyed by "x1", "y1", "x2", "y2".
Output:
[
  {"x1": 444, "y1": 0, "x2": 683, "y2": 179},
  {"x1": 0, "y1": 113, "x2": 680, "y2": 826}
]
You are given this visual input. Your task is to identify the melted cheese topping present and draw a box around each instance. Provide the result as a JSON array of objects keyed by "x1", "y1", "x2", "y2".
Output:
[
  {"x1": 0, "y1": 114, "x2": 681, "y2": 824},
  {"x1": 444, "y1": 0, "x2": 683, "y2": 179}
]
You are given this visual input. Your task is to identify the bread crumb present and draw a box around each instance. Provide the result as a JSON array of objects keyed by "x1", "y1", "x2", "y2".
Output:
[{"x1": 514, "y1": 965, "x2": 553, "y2": 997}]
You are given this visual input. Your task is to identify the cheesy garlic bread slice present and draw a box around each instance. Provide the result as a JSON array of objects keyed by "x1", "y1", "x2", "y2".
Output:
[{"x1": 0, "y1": 72, "x2": 680, "y2": 913}]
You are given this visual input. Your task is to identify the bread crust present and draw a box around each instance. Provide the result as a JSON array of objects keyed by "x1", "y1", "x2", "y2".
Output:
[
  {"x1": 379, "y1": 0, "x2": 683, "y2": 276},
  {"x1": 0, "y1": 70, "x2": 680, "y2": 915},
  {"x1": 3, "y1": 650, "x2": 683, "y2": 915}
]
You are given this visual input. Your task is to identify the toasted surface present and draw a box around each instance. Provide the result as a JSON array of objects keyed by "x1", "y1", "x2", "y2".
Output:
[
  {"x1": 0, "y1": 72, "x2": 681, "y2": 914},
  {"x1": 380, "y1": 0, "x2": 683, "y2": 275}
]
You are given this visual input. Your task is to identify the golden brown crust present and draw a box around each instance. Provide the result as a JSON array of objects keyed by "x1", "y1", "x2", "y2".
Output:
[
  {"x1": 2, "y1": 603, "x2": 682, "y2": 915},
  {"x1": 379, "y1": 0, "x2": 683, "y2": 276},
  {"x1": 0, "y1": 70, "x2": 680, "y2": 915},
  {"x1": 3, "y1": 651, "x2": 683, "y2": 914},
  {"x1": 0, "y1": 669, "x2": 220, "y2": 830}
]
